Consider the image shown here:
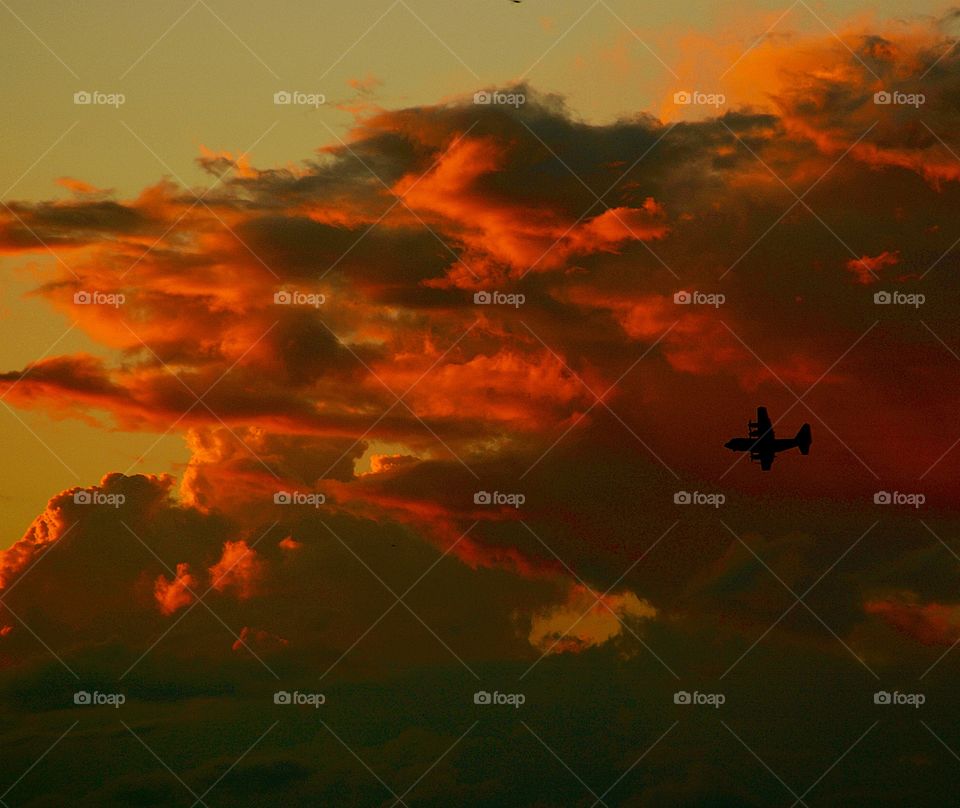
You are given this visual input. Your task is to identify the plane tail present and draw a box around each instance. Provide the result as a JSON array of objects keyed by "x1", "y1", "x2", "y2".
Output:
[{"x1": 796, "y1": 424, "x2": 812, "y2": 455}]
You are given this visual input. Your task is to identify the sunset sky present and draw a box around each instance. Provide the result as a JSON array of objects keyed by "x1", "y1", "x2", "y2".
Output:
[{"x1": 3, "y1": 1, "x2": 960, "y2": 805}]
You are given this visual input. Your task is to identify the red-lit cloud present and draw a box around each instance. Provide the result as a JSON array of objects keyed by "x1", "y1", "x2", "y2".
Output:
[{"x1": 0, "y1": 17, "x2": 959, "y2": 696}]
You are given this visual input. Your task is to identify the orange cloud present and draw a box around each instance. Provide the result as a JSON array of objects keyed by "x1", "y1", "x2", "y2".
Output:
[
  {"x1": 154, "y1": 562, "x2": 197, "y2": 615},
  {"x1": 866, "y1": 595, "x2": 960, "y2": 645},
  {"x1": 845, "y1": 250, "x2": 899, "y2": 284},
  {"x1": 209, "y1": 540, "x2": 264, "y2": 599},
  {"x1": 231, "y1": 625, "x2": 288, "y2": 653},
  {"x1": 527, "y1": 585, "x2": 658, "y2": 654}
]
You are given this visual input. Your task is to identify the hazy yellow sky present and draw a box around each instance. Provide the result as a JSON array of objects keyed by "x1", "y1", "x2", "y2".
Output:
[{"x1": 3, "y1": 0, "x2": 945, "y2": 198}]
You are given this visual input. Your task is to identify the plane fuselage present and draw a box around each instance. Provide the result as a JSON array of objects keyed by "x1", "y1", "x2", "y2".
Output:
[{"x1": 724, "y1": 407, "x2": 811, "y2": 470}]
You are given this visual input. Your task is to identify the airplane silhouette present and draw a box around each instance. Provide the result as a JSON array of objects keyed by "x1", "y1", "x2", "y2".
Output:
[{"x1": 724, "y1": 406, "x2": 811, "y2": 470}]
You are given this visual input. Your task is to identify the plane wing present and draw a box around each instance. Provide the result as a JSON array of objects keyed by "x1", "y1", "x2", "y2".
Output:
[
  {"x1": 759, "y1": 451, "x2": 775, "y2": 471},
  {"x1": 756, "y1": 407, "x2": 771, "y2": 433}
]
